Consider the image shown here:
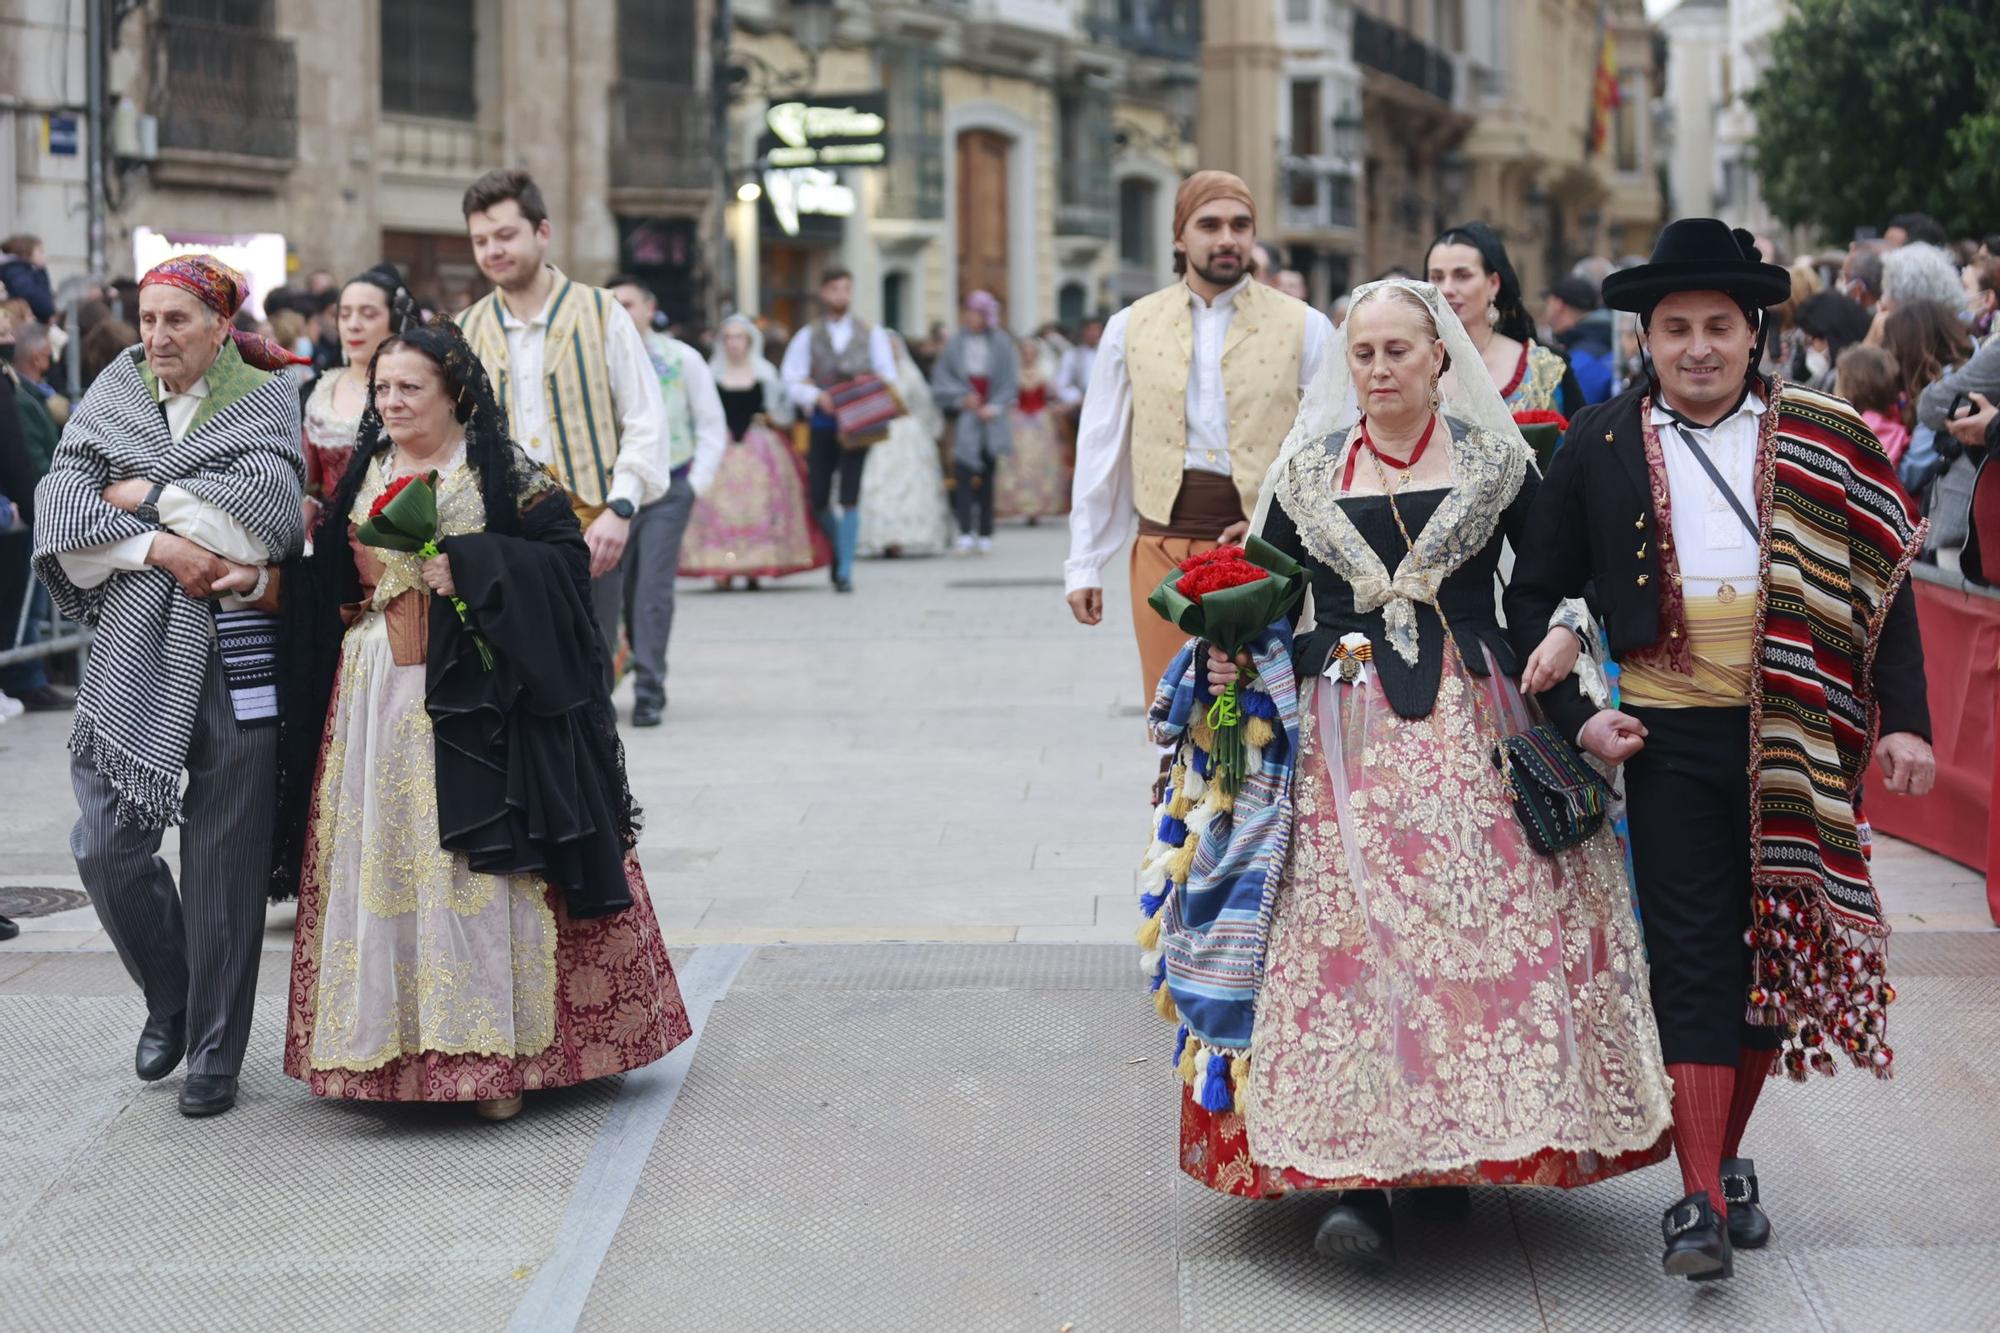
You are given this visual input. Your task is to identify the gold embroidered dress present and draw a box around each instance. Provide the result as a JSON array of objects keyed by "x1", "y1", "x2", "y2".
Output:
[{"x1": 285, "y1": 449, "x2": 689, "y2": 1101}]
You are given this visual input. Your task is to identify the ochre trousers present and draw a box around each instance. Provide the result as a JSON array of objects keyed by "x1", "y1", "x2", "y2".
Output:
[{"x1": 1127, "y1": 470, "x2": 1247, "y2": 704}]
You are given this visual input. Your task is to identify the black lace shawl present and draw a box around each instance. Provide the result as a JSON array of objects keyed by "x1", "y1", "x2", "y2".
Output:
[{"x1": 267, "y1": 319, "x2": 642, "y2": 914}]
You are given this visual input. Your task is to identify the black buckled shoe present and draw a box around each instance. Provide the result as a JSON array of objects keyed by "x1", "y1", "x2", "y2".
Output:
[
  {"x1": 632, "y1": 700, "x2": 663, "y2": 728},
  {"x1": 1661, "y1": 1192, "x2": 1733, "y2": 1282},
  {"x1": 1313, "y1": 1189, "x2": 1395, "y2": 1266},
  {"x1": 1721, "y1": 1158, "x2": 1772, "y2": 1250},
  {"x1": 178, "y1": 1073, "x2": 238, "y2": 1117},
  {"x1": 135, "y1": 1011, "x2": 187, "y2": 1082}
]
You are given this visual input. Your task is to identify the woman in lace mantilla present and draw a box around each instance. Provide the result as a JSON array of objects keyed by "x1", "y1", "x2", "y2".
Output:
[
  {"x1": 1183, "y1": 279, "x2": 1672, "y2": 1261},
  {"x1": 268, "y1": 317, "x2": 690, "y2": 1119}
]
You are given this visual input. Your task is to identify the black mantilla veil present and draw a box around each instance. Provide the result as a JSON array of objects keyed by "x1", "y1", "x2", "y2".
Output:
[{"x1": 270, "y1": 312, "x2": 644, "y2": 911}]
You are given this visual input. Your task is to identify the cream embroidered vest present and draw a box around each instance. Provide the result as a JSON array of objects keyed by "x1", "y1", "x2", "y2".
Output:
[
  {"x1": 461, "y1": 269, "x2": 622, "y2": 514},
  {"x1": 1124, "y1": 279, "x2": 1306, "y2": 525}
]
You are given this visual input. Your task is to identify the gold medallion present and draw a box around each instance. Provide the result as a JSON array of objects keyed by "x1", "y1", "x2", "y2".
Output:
[{"x1": 1716, "y1": 582, "x2": 1739, "y2": 605}]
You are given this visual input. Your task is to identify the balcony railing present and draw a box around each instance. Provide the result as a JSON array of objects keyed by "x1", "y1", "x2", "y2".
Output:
[
  {"x1": 1353, "y1": 11, "x2": 1456, "y2": 105},
  {"x1": 150, "y1": 15, "x2": 298, "y2": 161},
  {"x1": 1086, "y1": 0, "x2": 1202, "y2": 62},
  {"x1": 610, "y1": 78, "x2": 714, "y2": 193}
]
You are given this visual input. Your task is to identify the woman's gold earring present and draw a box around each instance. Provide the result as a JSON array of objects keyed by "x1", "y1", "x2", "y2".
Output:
[{"x1": 1486, "y1": 301, "x2": 1500, "y2": 326}]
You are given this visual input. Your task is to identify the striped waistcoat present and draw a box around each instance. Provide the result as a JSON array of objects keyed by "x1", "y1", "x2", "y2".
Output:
[{"x1": 461, "y1": 270, "x2": 621, "y2": 514}]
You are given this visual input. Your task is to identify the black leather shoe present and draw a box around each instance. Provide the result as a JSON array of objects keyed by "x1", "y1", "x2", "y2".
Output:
[
  {"x1": 1661, "y1": 1192, "x2": 1733, "y2": 1281},
  {"x1": 1721, "y1": 1158, "x2": 1772, "y2": 1250},
  {"x1": 135, "y1": 1011, "x2": 187, "y2": 1081},
  {"x1": 833, "y1": 577, "x2": 854, "y2": 593},
  {"x1": 632, "y1": 700, "x2": 663, "y2": 728},
  {"x1": 0, "y1": 914, "x2": 17, "y2": 941},
  {"x1": 1313, "y1": 1189, "x2": 1394, "y2": 1266},
  {"x1": 1411, "y1": 1186, "x2": 1472, "y2": 1220},
  {"x1": 178, "y1": 1073, "x2": 238, "y2": 1117}
]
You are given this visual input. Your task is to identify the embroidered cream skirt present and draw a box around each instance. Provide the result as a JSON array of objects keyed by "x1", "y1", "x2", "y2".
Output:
[{"x1": 1179, "y1": 648, "x2": 1674, "y2": 1196}]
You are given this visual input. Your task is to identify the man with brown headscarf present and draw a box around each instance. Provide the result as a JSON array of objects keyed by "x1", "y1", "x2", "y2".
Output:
[{"x1": 1065, "y1": 170, "x2": 1329, "y2": 702}]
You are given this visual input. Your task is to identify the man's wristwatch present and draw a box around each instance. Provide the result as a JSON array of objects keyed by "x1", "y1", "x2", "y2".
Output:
[
  {"x1": 606, "y1": 498, "x2": 636, "y2": 520},
  {"x1": 134, "y1": 482, "x2": 166, "y2": 526}
]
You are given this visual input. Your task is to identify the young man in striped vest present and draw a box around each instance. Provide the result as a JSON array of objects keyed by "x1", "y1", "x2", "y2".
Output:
[
  {"x1": 1511, "y1": 219, "x2": 1935, "y2": 1282},
  {"x1": 459, "y1": 169, "x2": 672, "y2": 692},
  {"x1": 608, "y1": 275, "x2": 727, "y2": 727},
  {"x1": 1064, "y1": 170, "x2": 1332, "y2": 704}
]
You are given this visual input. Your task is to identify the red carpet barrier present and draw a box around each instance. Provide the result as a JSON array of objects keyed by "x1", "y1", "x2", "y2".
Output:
[{"x1": 1862, "y1": 567, "x2": 2000, "y2": 925}]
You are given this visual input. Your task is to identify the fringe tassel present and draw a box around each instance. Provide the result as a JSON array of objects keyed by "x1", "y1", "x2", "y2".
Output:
[
  {"x1": 1245, "y1": 716, "x2": 1275, "y2": 750},
  {"x1": 1191, "y1": 713, "x2": 1215, "y2": 751},
  {"x1": 1229, "y1": 1053, "x2": 1250, "y2": 1095},
  {"x1": 1166, "y1": 838, "x2": 1197, "y2": 887},
  {"x1": 1196, "y1": 1051, "x2": 1234, "y2": 1112},
  {"x1": 1137, "y1": 908, "x2": 1163, "y2": 952},
  {"x1": 1178, "y1": 1034, "x2": 1200, "y2": 1084},
  {"x1": 1154, "y1": 980, "x2": 1178, "y2": 1024}
]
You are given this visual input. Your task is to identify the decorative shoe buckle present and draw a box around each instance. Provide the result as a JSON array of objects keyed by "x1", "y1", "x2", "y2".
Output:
[
  {"x1": 1665, "y1": 1202, "x2": 1705, "y2": 1237},
  {"x1": 1722, "y1": 1174, "x2": 1752, "y2": 1205}
]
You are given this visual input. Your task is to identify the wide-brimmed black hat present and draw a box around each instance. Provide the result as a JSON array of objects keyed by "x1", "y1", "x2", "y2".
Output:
[{"x1": 1601, "y1": 218, "x2": 1792, "y2": 316}]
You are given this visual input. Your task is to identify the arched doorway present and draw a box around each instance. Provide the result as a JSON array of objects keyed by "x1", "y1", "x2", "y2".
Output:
[{"x1": 956, "y1": 129, "x2": 1011, "y2": 314}]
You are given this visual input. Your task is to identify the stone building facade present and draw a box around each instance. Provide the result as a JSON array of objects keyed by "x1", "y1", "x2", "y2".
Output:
[{"x1": 3, "y1": 0, "x2": 719, "y2": 321}]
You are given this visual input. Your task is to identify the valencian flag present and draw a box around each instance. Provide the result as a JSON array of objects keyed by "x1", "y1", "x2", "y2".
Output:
[{"x1": 1587, "y1": 7, "x2": 1622, "y2": 157}]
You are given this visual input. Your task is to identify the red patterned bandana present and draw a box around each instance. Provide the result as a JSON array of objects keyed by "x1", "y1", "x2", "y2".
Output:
[{"x1": 139, "y1": 253, "x2": 311, "y2": 372}]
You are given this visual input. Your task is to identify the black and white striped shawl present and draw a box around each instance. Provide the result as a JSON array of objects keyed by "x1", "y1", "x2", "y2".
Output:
[{"x1": 32, "y1": 344, "x2": 305, "y2": 827}]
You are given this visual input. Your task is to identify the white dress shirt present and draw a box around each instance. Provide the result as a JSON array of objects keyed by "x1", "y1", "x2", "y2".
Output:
[
  {"x1": 1064, "y1": 282, "x2": 1334, "y2": 594},
  {"x1": 1651, "y1": 391, "x2": 1766, "y2": 593},
  {"x1": 499, "y1": 280, "x2": 672, "y2": 506},
  {"x1": 779, "y1": 314, "x2": 900, "y2": 413},
  {"x1": 1054, "y1": 343, "x2": 1097, "y2": 406},
  {"x1": 663, "y1": 337, "x2": 729, "y2": 499},
  {"x1": 56, "y1": 373, "x2": 273, "y2": 608}
]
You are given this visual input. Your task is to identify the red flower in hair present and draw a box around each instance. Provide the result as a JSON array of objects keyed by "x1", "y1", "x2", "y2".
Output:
[
  {"x1": 368, "y1": 473, "x2": 422, "y2": 520},
  {"x1": 1512, "y1": 409, "x2": 1571, "y2": 431}
]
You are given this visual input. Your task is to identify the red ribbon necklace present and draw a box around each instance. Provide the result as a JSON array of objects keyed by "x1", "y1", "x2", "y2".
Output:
[{"x1": 1343, "y1": 412, "x2": 1439, "y2": 491}]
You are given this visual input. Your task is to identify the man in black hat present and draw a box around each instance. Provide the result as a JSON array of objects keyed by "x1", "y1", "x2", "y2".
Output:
[{"x1": 1508, "y1": 218, "x2": 1934, "y2": 1283}]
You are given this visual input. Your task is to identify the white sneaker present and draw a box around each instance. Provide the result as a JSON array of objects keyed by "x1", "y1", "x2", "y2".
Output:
[
  {"x1": 0, "y1": 690, "x2": 21, "y2": 720},
  {"x1": 955, "y1": 534, "x2": 976, "y2": 555},
  {"x1": 976, "y1": 536, "x2": 993, "y2": 554}
]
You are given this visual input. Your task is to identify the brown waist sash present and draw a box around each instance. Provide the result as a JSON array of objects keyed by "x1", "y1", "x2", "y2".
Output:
[{"x1": 1138, "y1": 470, "x2": 1244, "y2": 540}]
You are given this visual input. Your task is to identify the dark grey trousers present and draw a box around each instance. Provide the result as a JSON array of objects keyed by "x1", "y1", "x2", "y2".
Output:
[
  {"x1": 620, "y1": 483, "x2": 698, "y2": 710},
  {"x1": 70, "y1": 647, "x2": 276, "y2": 1077}
]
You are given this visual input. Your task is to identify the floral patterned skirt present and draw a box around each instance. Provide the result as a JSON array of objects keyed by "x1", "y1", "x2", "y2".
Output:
[
  {"x1": 1180, "y1": 652, "x2": 1673, "y2": 1197},
  {"x1": 993, "y1": 410, "x2": 1069, "y2": 521},
  {"x1": 284, "y1": 644, "x2": 692, "y2": 1103},
  {"x1": 679, "y1": 423, "x2": 826, "y2": 578}
]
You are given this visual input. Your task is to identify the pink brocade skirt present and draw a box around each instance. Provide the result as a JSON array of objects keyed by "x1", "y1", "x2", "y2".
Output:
[
  {"x1": 1179, "y1": 652, "x2": 1673, "y2": 1197},
  {"x1": 679, "y1": 423, "x2": 827, "y2": 578}
]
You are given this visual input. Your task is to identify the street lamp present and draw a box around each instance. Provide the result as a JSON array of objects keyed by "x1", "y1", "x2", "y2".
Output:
[
  {"x1": 737, "y1": 181, "x2": 763, "y2": 203},
  {"x1": 790, "y1": 0, "x2": 836, "y2": 55},
  {"x1": 1331, "y1": 108, "x2": 1365, "y2": 161}
]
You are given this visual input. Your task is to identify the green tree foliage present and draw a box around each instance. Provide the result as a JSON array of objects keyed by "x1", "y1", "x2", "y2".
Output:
[{"x1": 1748, "y1": 0, "x2": 2000, "y2": 242}]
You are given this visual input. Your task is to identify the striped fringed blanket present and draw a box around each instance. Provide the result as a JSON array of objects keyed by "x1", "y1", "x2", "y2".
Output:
[
  {"x1": 1134, "y1": 623, "x2": 1300, "y2": 1115},
  {"x1": 1638, "y1": 380, "x2": 1925, "y2": 1080},
  {"x1": 212, "y1": 607, "x2": 281, "y2": 726}
]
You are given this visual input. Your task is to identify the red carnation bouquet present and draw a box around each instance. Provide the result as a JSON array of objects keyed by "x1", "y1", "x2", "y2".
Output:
[
  {"x1": 1147, "y1": 536, "x2": 1304, "y2": 794},
  {"x1": 355, "y1": 470, "x2": 492, "y2": 670},
  {"x1": 1513, "y1": 408, "x2": 1571, "y2": 470}
]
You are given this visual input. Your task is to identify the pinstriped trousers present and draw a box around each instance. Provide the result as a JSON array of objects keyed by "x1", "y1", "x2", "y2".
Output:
[{"x1": 69, "y1": 645, "x2": 276, "y2": 1077}]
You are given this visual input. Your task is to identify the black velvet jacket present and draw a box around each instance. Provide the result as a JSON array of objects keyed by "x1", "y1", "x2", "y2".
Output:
[
  {"x1": 1262, "y1": 426, "x2": 1540, "y2": 721},
  {"x1": 1508, "y1": 383, "x2": 1931, "y2": 743}
]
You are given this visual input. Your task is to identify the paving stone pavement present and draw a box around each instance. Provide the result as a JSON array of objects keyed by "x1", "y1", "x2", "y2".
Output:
[{"x1": 2, "y1": 525, "x2": 1995, "y2": 1330}]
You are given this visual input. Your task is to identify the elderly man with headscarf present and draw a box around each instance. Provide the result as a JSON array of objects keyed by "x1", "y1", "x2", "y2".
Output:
[
  {"x1": 32, "y1": 253, "x2": 307, "y2": 1118},
  {"x1": 930, "y1": 289, "x2": 1019, "y2": 554},
  {"x1": 1065, "y1": 169, "x2": 1333, "y2": 703}
]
